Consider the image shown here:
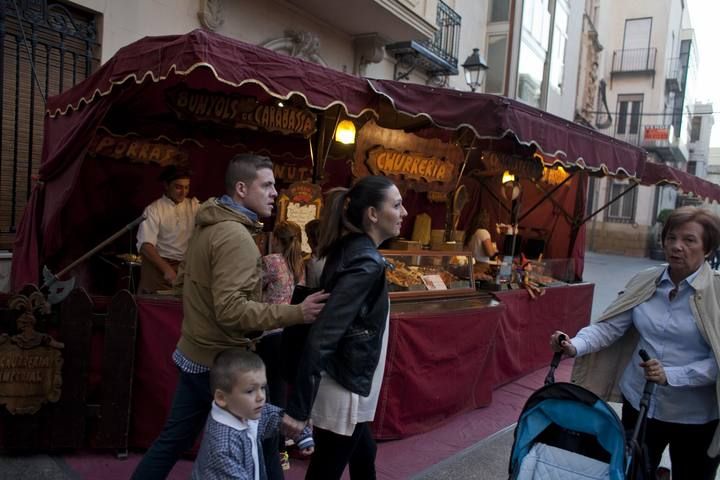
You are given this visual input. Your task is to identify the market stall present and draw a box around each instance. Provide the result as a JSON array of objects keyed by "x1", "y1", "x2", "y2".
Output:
[
  {"x1": 641, "y1": 161, "x2": 720, "y2": 202},
  {"x1": 9, "y1": 30, "x2": 652, "y2": 447}
]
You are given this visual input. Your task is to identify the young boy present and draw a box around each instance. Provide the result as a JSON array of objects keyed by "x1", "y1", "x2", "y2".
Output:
[{"x1": 191, "y1": 349, "x2": 314, "y2": 480}]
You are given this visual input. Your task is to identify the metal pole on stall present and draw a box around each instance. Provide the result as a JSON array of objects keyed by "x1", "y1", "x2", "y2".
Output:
[
  {"x1": 308, "y1": 137, "x2": 316, "y2": 183},
  {"x1": 579, "y1": 182, "x2": 639, "y2": 226},
  {"x1": 454, "y1": 136, "x2": 476, "y2": 191},
  {"x1": 312, "y1": 116, "x2": 325, "y2": 183},
  {"x1": 446, "y1": 136, "x2": 477, "y2": 241},
  {"x1": 509, "y1": 196, "x2": 521, "y2": 257},
  {"x1": 312, "y1": 107, "x2": 342, "y2": 183}
]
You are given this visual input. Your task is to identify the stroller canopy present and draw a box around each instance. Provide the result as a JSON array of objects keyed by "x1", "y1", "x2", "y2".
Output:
[{"x1": 510, "y1": 382, "x2": 626, "y2": 480}]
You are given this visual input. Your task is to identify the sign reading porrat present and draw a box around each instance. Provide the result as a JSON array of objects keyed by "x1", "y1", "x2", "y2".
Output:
[{"x1": 0, "y1": 290, "x2": 64, "y2": 415}]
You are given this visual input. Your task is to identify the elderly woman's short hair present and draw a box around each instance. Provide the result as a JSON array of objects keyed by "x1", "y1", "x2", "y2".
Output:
[{"x1": 661, "y1": 206, "x2": 720, "y2": 254}]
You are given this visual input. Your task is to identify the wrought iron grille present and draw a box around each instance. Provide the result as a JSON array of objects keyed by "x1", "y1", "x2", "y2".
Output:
[
  {"x1": 611, "y1": 48, "x2": 656, "y2": 73},
  {"x1": 422, "y1": 0, "x2": 460, "y2": 69},
  {"x1": 0, "y1": 0, "x2": 99, "y2": 249}
]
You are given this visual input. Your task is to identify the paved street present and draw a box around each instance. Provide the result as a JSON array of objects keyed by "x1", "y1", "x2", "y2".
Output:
[
  {"x1": 414, "y1": 251, "x2": 720, "y2": 480},
  {"x1": 411, "y1": 250, "x2": 666, "y2": 479},
  {"x1": 2, "y1": 251, "x2": 714, "y2": 480},
  {"x1": 583, "y1": 250, "x2": 664, "y2": 320}
]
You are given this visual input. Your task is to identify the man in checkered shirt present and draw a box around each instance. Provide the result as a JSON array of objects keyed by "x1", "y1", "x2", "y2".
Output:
[{"x1": 192, "y1": 349, "x2": 313, "y2": 480}]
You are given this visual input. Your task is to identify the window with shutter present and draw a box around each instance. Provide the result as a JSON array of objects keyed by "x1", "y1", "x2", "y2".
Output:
[
  {"x1": 605, "y1": 179, "x2": 637, "y2": 224},
  {"x1": 615, "y1": 94, "x2": 644, "y2": 145},
  {"x1": 621, "y1": 18, "x2": 652, "y2": 70},
  {"x1": 0, "y1": 1, "x2": 100, "y2": 249}
]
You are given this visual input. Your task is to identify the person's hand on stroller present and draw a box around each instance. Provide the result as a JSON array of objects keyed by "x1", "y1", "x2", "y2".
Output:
[
  {"x1": 640, "y1": 357, "x2": 668, "y2": 385},
  {"x1": 550, "y1": 330, "x2": 577, "y2": 357}
]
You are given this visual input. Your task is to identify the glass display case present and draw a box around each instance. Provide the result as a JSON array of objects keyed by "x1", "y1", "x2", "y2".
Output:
[
  {"x1": 474, "y1": 256, "x2": 572, "y2": 291},
  {"x1": 380, "y1": 250, "x2": 476, "y2": 300},
  {"x1": 526, "y1": 257, "x2": 574, "y2": 285}
]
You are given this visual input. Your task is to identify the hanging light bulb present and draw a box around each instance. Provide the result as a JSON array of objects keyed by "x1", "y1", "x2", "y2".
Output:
[
  {"x1": 541, "y1": 165, "x2": 570, "y2": 185},
  {"x1": 502, "y1": 170, "x2": 516, "y2": 184},
  {"x1": 501, "y1": 170, "x2": 521, "y2": 200},
  {"x1": 334, "y1": 120, "x2": 356, "y2": 145}
]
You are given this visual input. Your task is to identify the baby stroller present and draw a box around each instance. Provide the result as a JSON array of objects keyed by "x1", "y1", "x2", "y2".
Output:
[{"x1": 507, "y1": 338, "x2": 655, "y2": 480}]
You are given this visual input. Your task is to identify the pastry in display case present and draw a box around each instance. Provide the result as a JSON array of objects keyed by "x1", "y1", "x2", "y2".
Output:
[
  {"x1": 380, "y1": 250, "x2": 475, "y2": 300},
  {"x1": 524, "y1": 257, "x2": 573, "y2": 285},
  {"x1": 472, "y1": 254, "x2": 574, "y2": 292}
]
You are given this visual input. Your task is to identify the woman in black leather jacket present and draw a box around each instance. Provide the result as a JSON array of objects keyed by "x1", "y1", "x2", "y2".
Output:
[{"x1": 284, "y1": 176, "x2": 407, "y2": 479}]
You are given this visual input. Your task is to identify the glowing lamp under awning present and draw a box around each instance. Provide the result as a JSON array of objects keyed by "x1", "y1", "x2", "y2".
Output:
[
  {"x1": 502, "y1": 170, "x2": 516, "y2": 184},
  {"x1": 334, "y1": 120, "x2": 356, "y2": 145}
]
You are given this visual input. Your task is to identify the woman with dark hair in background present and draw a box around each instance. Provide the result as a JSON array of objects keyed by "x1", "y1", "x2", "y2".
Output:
[
  {"x1": 464, "y1": 208, "x2": 498, "y2": 262},
  {"x1": 283, "y1": 176, "x2": 407, "y2": 479},
  {"x1": 263, "y1": 220, "x2": 305, "y2": 304},
  {"x1": 260, "y1": 220, "x2": 305, "y2": 470},
  {"x1": 551, "y1": 206, "x2": 720, "y2": 479},
  {"x1": 304, "y1": 219, "x2": 325, "y2": 288}
]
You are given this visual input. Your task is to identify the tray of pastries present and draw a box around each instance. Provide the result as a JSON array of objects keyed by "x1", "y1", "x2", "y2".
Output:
[{"x1": 385, "y1": 258, "x2": 459, "y2": 289}]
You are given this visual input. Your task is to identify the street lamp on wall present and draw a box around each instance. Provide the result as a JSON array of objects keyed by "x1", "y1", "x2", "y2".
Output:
[{"x1": 462, "y1": 48, "x2": 488, "y2": 93}]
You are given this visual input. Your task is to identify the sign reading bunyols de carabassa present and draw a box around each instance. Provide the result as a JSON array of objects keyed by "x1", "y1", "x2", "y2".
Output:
[{"x1": 165, "y1": 85, "x2": 317, "y2": 138}]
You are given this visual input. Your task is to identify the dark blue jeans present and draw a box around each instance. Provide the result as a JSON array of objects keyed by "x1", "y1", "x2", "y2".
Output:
[{"x1": 131, "y1": 369, "x2": 212, "y2": 479}]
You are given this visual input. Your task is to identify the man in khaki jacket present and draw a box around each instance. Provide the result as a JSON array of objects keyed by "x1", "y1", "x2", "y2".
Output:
[{"x1": 133, "y1": 154, "x2": 329, "y2": 480}]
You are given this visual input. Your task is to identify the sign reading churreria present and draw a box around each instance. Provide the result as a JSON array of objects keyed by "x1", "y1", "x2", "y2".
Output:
[
  {"x1": 353, "y1": 120, "x2": 463, "y2": 193},
  {"x1": 368, "y1": 148, "x2": 455, "y2": 184}
]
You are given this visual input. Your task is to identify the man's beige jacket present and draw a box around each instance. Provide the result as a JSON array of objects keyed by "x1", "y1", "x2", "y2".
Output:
[{"x1": 177, "y1": 198, "x2": 303, "y2": 367}]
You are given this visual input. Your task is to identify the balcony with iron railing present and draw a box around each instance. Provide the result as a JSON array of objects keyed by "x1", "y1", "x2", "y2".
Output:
[
  {"x1": 421, "y1": 1, "x2": 461, "y2": 72},
  {"x1": 614, "y1": 130, "x2": 642, "y2": 147},
  {"x1": 385, "y1": 0, "x2": 461, "y2": 79},
  {"x1": 642, "y1": 123, "x2": 688, "y2": 164},
  {"x1": 613, "y1": 121, "x2": 687, "y2": 163},
  {"x1": 611, "y1": 48, "x2": 657, "y2": 74},
  {"x1": 665, "y1": 57, "x2": 683, "y2": 93},
  {"x1": 286, "y1": 0, "x2": 438, "y2": 45}
]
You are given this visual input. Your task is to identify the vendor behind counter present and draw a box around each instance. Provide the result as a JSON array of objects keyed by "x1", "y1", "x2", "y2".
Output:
[
  {"x1": 136, "y1": 165, "x2": 199, "y2": 293},
  {"x1": 463, "y1": 209, "x2": 498, "y2": 263}
]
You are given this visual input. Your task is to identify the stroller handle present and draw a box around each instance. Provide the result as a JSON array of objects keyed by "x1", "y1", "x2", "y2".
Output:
[
  {"x1": 626, "y1": 349, "x2": 657, "y2": 477},
  {"x1": 544, "y1": 334, "x2": 567, "y2": 385}
]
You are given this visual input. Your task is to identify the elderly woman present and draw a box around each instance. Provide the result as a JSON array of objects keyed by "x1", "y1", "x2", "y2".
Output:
[{"x1": 551, "y1": 206, "x2": 720, "y2": 479}]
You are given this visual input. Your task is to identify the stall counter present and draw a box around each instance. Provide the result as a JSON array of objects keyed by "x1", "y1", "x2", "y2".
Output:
[{"x1": 129, "y1": 283, "x2": 593, "y2": 447}]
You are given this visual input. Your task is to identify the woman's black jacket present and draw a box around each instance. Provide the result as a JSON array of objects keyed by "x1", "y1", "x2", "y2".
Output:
[{"x1": 286, "y1": 233, "x2": 389, "y2": 422}]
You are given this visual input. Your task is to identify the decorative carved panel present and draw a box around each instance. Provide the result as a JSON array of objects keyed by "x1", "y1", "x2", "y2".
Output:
[
  {"x1": 262, "y1": 30, "x2": 327, "y2": 66},
  {"x1": 197, "y1": 0, "x2": 224, "y2": 31},
  {"x1": 1, "y1": 289, "x2": 63, "y2": 415}
]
